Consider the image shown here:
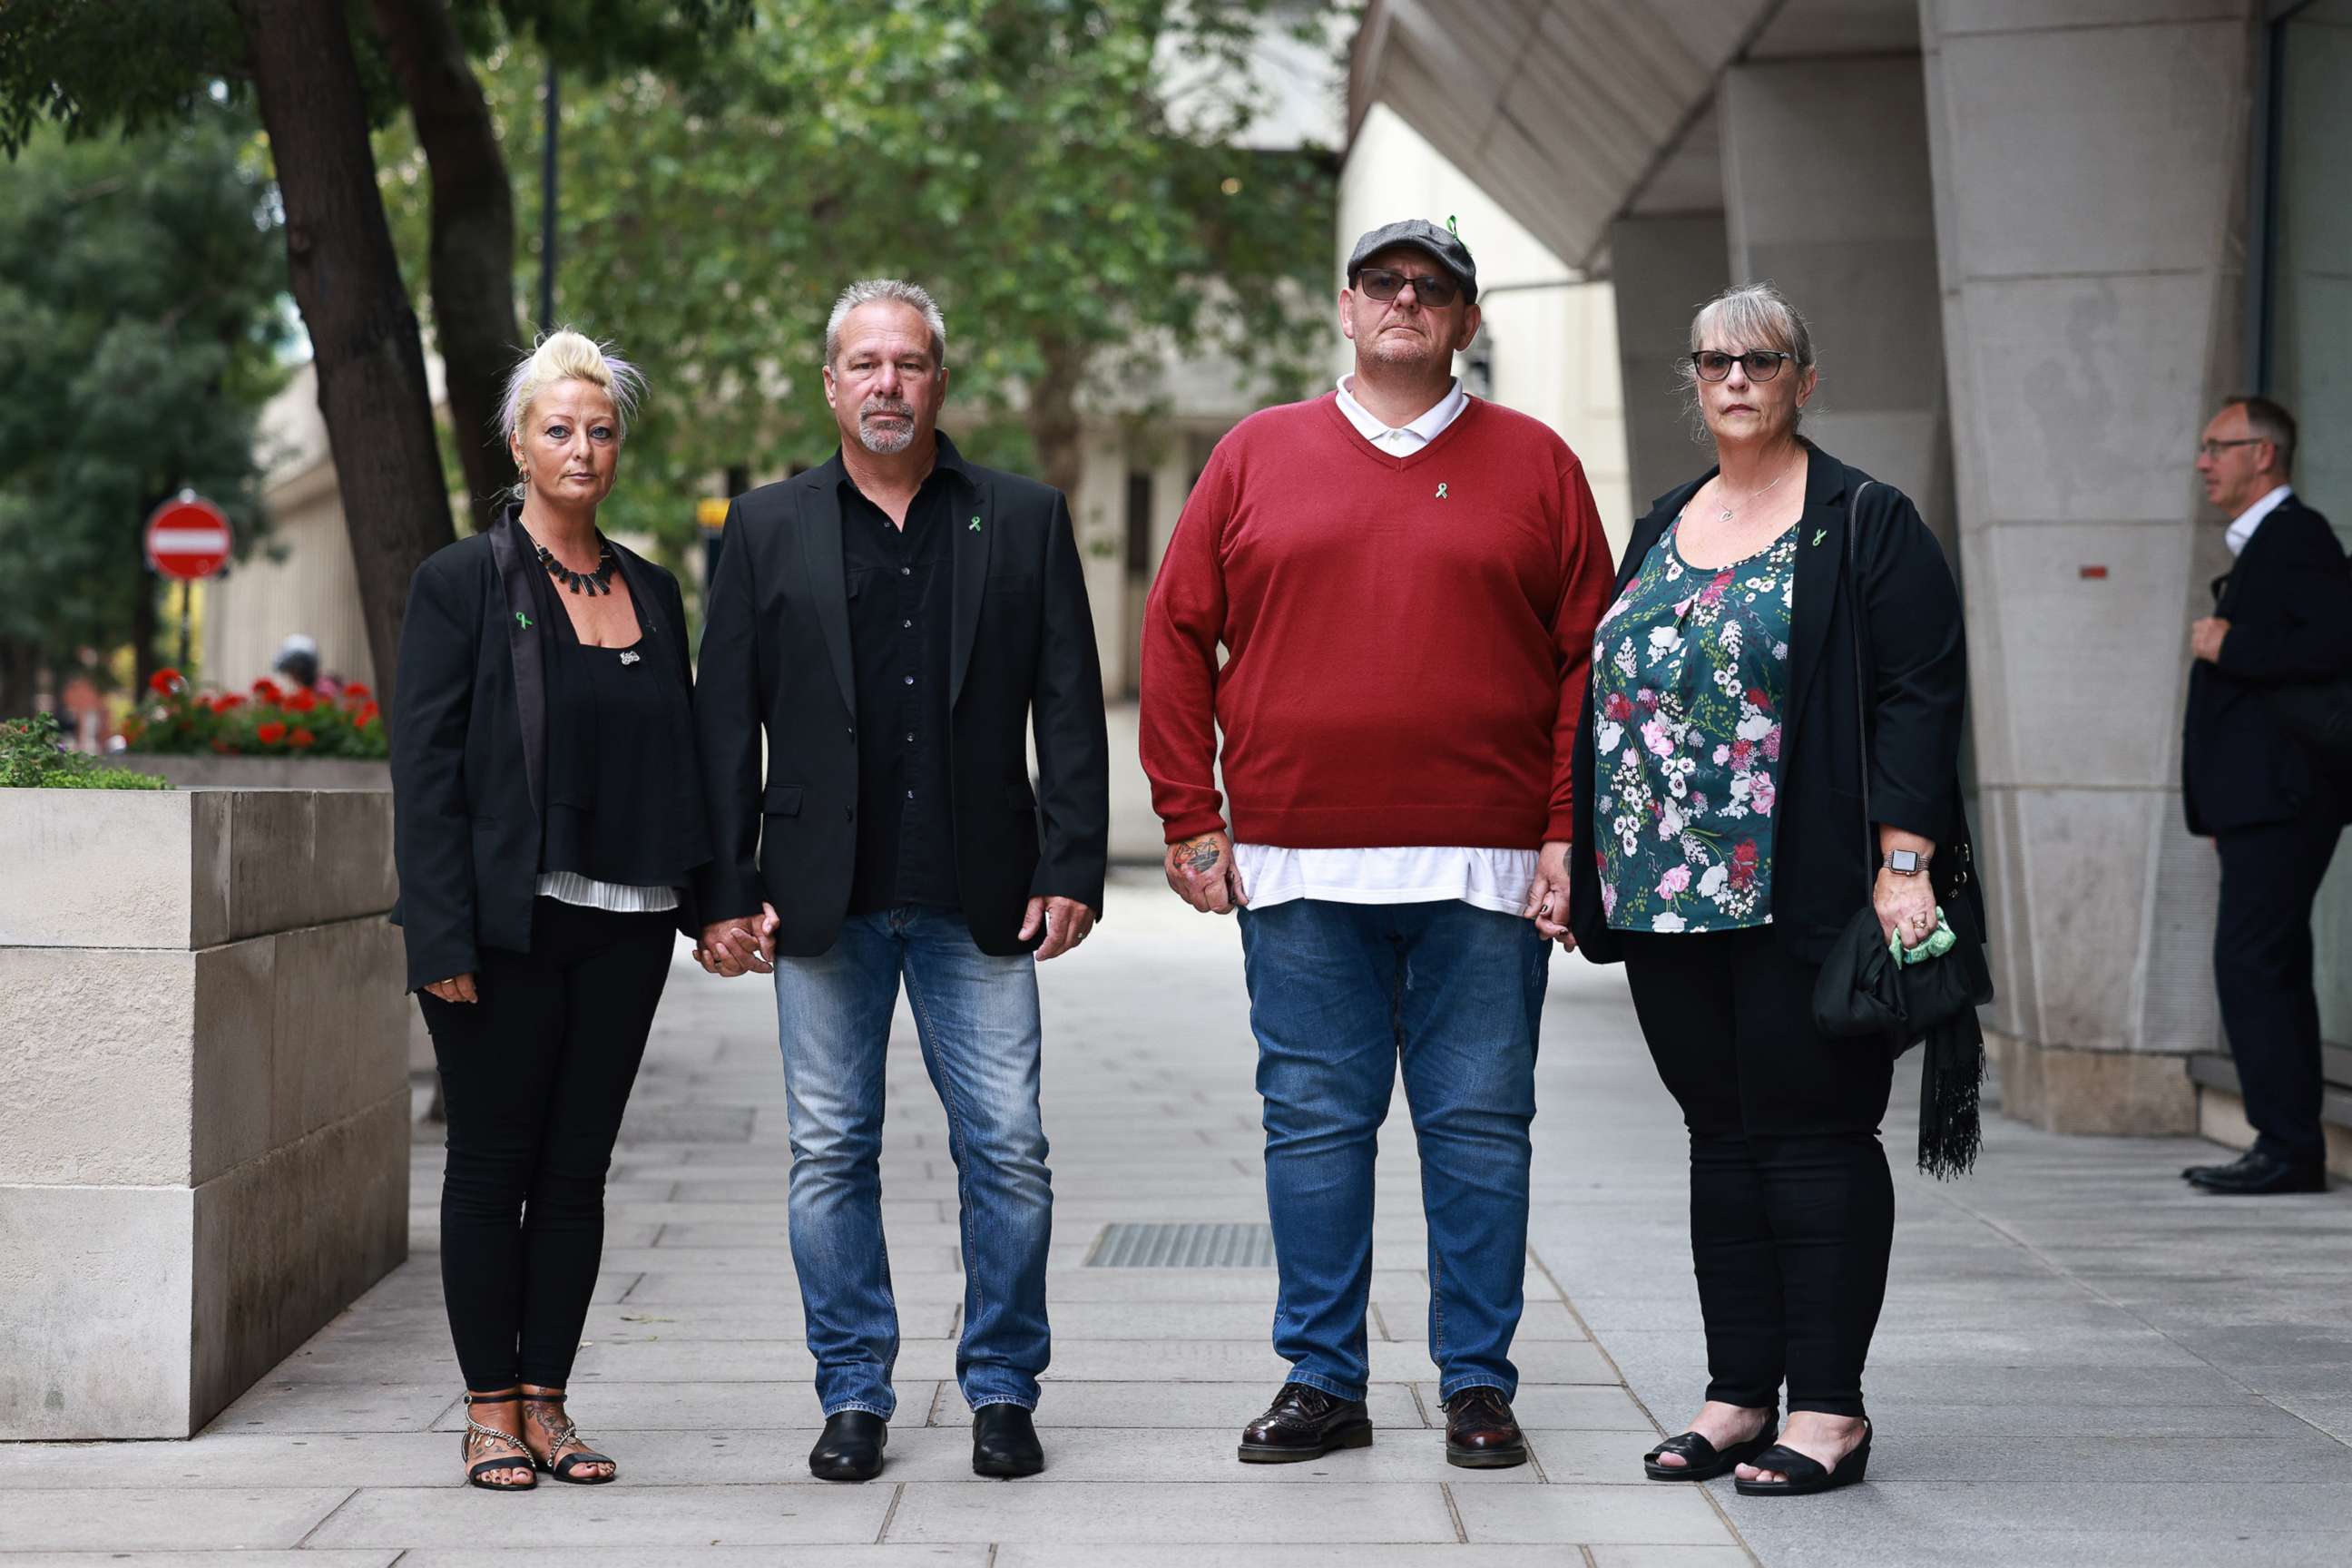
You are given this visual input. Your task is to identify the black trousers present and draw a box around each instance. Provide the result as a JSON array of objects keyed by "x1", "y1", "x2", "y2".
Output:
[
  {"x1": 1622, "y1": 926, "x2": 1895, "y2": 1418},
  {"x1": 2215, "y1": 807, "x2": 2341, "y2": 1167},
  {"x1": 417, "y1": 897, "x2": 674, "y2": 1390}
]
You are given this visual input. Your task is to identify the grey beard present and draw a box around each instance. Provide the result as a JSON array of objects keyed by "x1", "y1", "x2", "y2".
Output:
[{"x1": 858, "y1": 407, "x2": 916, "y2": 454}]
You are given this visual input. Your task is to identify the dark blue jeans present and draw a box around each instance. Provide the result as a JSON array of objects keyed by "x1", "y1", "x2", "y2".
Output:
[{"x1": 1237, "y1": 897, "x2": 1550, "y2": 1403}]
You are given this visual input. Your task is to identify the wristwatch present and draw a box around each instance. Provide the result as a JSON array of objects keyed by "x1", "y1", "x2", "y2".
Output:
[{"x1": 1881, "y1": 848, "x2": 1927, "y2": 877}]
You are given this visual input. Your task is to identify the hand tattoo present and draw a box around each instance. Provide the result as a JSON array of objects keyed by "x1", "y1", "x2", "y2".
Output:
[{"x1": 1175, "y1": 837, "x2": 1222, "y2": 875}]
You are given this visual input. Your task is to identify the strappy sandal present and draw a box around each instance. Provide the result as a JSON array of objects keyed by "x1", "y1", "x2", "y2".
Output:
[
  {"x1": 1733, "y1": 1420, "x2": 1872, "y2": 1496},
  {"x1": 521, "y1": 1388, "x2": 619, "y2": 1485},
  {"x1": 1642, "y1": 1416, "x2": 1779, "y2": 1481},
  {"x1": 461, "y1": 1391, "x2": 536, "y2": 1491}
]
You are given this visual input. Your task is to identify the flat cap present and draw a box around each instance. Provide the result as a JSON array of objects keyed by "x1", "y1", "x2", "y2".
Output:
[{"x1": 1346, "y1": 218, "x2": 1477, "y2": 302}]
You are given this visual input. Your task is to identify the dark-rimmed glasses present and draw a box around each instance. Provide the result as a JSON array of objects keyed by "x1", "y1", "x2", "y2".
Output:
[
  {"x1": 1690, "y1": 349, "x2": 1791, "y2": 382},
  {"x1": 1355, "y1": 267, "x2": 1462, "y2": 307}
]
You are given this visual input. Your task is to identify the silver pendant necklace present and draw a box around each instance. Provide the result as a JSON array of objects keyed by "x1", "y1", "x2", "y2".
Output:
[{"x1": 1715, "y1": 462, "x2": 1792, "y2": 524}]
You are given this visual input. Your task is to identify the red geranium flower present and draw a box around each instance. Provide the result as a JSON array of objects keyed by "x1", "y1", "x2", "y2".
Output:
[
  {"x1": 283, "y1": 688, "x2": 318, "y2": 713},
  {"x1": 289, "y1": 727, "x2": 316, "y2": 749},
  {"x1": 256, "y1": 720, "x2": 288, "y2": 745},
  {"x1": 149, "y1": 669, "x2": 183, "y2": 695},
  {"x1": 251, "y1": 678, "x2": 285, "y2": 703},
  {"x1": 355, "y1": 701, "x2": 380, "y2": 729},
  {"x1": 341, "y1": 682, "x2": 371, "y2": 701},
  {"x1": 211, "y1": 693, "x2": 245, "y2": 714}
]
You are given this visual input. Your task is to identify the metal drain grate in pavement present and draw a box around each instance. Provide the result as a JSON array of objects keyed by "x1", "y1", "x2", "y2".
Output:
[{"x1": 1084, "y1": 1222, "x2": 1276, "y2": 1268}]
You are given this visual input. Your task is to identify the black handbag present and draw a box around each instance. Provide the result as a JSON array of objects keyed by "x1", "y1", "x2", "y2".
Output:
[
  {"x1": 1809, "y1": 482, "x2": 1991, "y2": 1178},
  {"x1": 2266, "y1": 673, "x2": 2352, "y2": 772}
]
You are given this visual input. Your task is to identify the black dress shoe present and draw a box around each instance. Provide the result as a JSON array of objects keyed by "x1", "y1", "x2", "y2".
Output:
[
  {"x1": 808, "y1": 1411, "x2": 887, "y2": 1481},
  {"x1": 2190, "y1": 1150, "x2": 2328, "y2": 1195},
  {"x1": 2182, "y1": 1150, "x2": 2262, "y2": 1181},
  {"x1": 972, "y1": 1404, "x2": 1044, "y2": 1478},
  {"x1": 1443, "y1": 1387, "x2": 1528, "y2": 1469},
  {"x1": 1237, "y1": 1381, "x2": 1374, "y2": 1464}
]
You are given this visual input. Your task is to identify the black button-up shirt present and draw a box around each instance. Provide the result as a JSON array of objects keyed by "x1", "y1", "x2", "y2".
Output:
[{"x1": 842, "y1": 456, "x2": 961, "y2": 913}]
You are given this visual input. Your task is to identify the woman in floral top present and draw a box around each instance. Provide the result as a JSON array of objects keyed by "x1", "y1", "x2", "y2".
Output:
[
  {"x1": 1560, "y1": 284, "x2": 1974, "y2": 1500},
  {"x1": 1592, "y1": 525, "x2": 1794, "y2": 933}
]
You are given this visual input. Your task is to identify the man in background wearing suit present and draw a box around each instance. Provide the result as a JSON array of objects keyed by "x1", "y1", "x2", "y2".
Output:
[
  {"x1": 694, "y1": 279, "x2": 1109, "y2": 1478},
  {"x1": 2181, "y1": 395, "x2": 2352, "y2": 1195}
]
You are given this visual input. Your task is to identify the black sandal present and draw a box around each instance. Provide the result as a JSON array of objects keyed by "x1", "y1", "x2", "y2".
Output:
[
  {"x1": 1733, "y1": 1420, "x2": 1872, "y2": 1496},
  {"x1": 1642, "y1": 1417, "x2": 1779, "y2": 1481},
  {"x1": 522, "y1": 1388, "x2": 619, "y2": 1485},
  {"x1": 461, "y1": 1391, "x2": 536, "y2": 1491}
]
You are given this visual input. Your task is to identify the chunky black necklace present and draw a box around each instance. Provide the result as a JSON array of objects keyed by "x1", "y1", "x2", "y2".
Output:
[{"x1": 530, "y1": 532, "x2": 619, "y2": 595}]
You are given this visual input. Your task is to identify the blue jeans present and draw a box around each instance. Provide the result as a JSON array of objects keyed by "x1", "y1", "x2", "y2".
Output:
[
  {"x1": 1238, "y1": 897, "x2": 1548, "y2": 1404},
  {"x1": 771, "y1": 906, "x2": 1053, "y2": 1417}
]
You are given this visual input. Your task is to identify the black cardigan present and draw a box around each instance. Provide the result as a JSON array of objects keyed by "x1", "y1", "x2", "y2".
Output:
[
  {"x1": 390, "y1": 511, "x2": 702, "y2": 992},
  {"x1": 1568, "y1": 444, "x2": 1977, "y2": 965}
]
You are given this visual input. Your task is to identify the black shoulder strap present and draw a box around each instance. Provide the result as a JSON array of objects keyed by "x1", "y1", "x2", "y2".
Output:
[{"x1": 1844, "y1": 480, "x2": 1878, "y2": 894}]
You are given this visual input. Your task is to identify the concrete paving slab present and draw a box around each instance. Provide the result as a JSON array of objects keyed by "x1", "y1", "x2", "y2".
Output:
[
  {"x1": 0, "y1": 1556, "x2": 396, "y2": 1568},
  {"x1": 1022, "y1": 1380, "x2": 1425, "y2": 1429},
  {"x1": 304, "y1": 1484, "x2": 895, "y2": 1547},
  {"x1": 0, "y1": 1486, "x2": 353, "y2": 1550},
  {"x1": 882, "y1": 1480, "x2": 1459, "y2": 1544},
  {"x1": 1450, "y1": 1481, "x2": 1735, "y2": 1544},
  {"x1": 393, "y1": 1553, "x2": 982, "y2": 1568}
]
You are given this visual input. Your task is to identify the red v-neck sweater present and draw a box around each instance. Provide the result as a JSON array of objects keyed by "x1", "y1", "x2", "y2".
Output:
[{"x1": 1140, "y1": 392, "x2": 1614, "y2": 848}]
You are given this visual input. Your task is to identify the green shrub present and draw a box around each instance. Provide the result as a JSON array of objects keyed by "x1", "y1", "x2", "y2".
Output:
[{"x1": 0, "y1": 713, "x2": 172, "y2": 790}]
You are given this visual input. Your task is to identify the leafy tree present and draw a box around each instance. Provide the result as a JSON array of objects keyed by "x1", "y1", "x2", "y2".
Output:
[
  {"x1": 0, "y1": 104, "x2": 289, "y2": 718},
  {"x1": 390, "y1": 0, "x2": 1339, "y2": 552}
]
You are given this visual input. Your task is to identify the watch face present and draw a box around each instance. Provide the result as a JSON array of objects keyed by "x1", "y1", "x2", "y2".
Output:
[{"x1": 1889, "y1": 850, "x2": 1919, "y2": 874}]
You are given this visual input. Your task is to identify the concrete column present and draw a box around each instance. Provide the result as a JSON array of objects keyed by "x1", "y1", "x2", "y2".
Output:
[
  {"x1": 1921, "y1": 1, "x2": 2258, "y2": 1132},
  {"x1": 1720, "y1": 55, "x2": 1955, "y2": 549},
  {"x1": 1608, "y1": 213, "x2": 1729, "y2": 514}
]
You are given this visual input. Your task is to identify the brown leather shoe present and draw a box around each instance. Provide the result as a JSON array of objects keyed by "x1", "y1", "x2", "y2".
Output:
[
  {"x1": 1444, "y1": 1387, "x2": 1528, "y2": 1468},
  {"x1": 1237, "y1": 1381, "x2": 1374, "y2": 1464}
]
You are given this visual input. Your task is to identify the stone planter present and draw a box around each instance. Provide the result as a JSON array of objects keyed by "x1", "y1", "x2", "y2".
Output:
[
  {"x1": 0, "y1": 789, "x2": 409, "y2": 1439},
  {"x1": 111, "y1": 754, "x2": 390, "y2": 790}
]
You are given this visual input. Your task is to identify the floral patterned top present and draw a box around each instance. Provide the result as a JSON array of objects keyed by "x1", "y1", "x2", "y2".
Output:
[{"x1": 1592, "y1": 516, "x2": 1798, "y2": 933}]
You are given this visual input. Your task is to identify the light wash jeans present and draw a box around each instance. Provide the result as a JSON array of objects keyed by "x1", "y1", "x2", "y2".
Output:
[
  {"x1": 772, "y1": 906, "x2": 1053, "y2": 1417},
  {"x1": 1237, "y1": 897, "x2": 1549, "y2": 1404}
]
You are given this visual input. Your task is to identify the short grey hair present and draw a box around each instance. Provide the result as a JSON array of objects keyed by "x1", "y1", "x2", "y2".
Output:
[
  {"x1": 824, "y1": 279, "x2": 948, "y2": 369},
  {"x1": 2223, "y1": 393, "x2": 2297, "y2": 475},
  {"x1": 1679, "y1": 281, "x2": 1818, "y2": 437}
]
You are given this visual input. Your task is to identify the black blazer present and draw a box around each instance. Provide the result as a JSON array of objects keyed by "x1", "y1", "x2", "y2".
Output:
[
  {"x1": 1569, "y1": 444, "x2": 1975, "y2": 965},
  {"x1": 390, "y1": 510, "x2": 701, "y2": 993},
  {"x1": 693, "y1": 439, "x2": 1109, "y2": 957},
  {"x1": 2182, "y1": 495, "x2": 2352, "y2": 835}
]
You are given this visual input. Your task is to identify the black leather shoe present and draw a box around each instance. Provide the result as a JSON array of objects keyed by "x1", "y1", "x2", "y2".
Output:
[
  {"x1": 808, "y1": 1411, "x2": 887, "y2": 1481},
  {"x1": 972, "y1": 1404, "x2": 1044, "y2": 1478},
  {"x1": 1237, "y1": 1382, "x2": 1374, "y2": 1464},
  {"x1": 2190, "y1": 1150, "x2": 2328, "y2": 1195},
  {"x1": 1444, "y1": 1387, "x2": 1529, "y2": 1469},
  {"x1": 2182, "y1": 1150, "x2": 2262, "y2": 1181}
]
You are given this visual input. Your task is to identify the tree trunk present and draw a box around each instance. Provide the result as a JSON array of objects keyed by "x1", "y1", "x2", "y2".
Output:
[
  {"x1": 238, "y1": 0, "x2": 456, "y2": 722},
  {"x1": 1024, "y1": 333, "x2": 1087, "y2": 504},
  {"x1": 0, "y1": 636, "x2": 38, "y2": 722},
  {"x1": 368, "y1": 0, "x2": 521, "y2": 534}
]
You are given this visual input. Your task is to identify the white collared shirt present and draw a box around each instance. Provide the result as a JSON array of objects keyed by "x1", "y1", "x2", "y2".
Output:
[
  {"x1": 1231, "y1": 376, "x2": 1544, "y2": 917},
  {"x1": 2226, "y1": 484, "x2": 2294, "y2": 558}
]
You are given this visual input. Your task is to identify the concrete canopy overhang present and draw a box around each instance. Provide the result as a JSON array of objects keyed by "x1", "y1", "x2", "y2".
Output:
[{"x1": 1348, "y1": 0, "x2": 1920, "y2": 271}]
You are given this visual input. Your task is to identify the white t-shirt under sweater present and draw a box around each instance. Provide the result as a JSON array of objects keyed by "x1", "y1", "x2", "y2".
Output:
[{"x1": 1230, "y1": 375, "x2": 1542, "y2": 916}]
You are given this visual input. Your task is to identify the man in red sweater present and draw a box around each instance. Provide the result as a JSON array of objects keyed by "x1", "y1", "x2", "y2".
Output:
[{"x1": 1140, "y1": 218, "x2": 1613, "y2": 1470}]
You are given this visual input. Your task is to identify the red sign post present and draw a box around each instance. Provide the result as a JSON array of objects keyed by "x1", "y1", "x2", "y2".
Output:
[{"x1": 145, "y1": 493, "x2": 233, "y2": 673}]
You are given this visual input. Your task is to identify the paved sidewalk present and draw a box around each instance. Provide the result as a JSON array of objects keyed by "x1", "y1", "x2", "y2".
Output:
[{"x1": 4, "y1": 871, "x2": 2349, "y2": 1564}]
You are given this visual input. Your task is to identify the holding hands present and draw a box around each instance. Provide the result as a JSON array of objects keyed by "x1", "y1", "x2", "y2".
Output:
[
  {"x1": 1524, "y1": 839, "x2": 1574, "y2": 950},
  {"x1": 697, "y1": 904, "x2": 780, "y2": 977}
]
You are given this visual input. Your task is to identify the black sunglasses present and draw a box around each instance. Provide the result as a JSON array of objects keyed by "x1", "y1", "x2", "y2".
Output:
[
  {"x1": 1690, "y1": 349, "x2": 1792, "y2": 383},
  {"x1": 1355, "y1": 266, "x2": 1462, "y2": 307}
]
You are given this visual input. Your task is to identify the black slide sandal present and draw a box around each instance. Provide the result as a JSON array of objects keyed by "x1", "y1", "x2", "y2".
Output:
[
  {"x1": 461, "y1": 1391, "x2": 536, "y2": 1491},
  {"x1": 1733, "y1": 1421, "x2": 1872, "y2": 1496},
  {"x1": 1642, "y1": 1420, "x2": 1779, "y2": 1481}
]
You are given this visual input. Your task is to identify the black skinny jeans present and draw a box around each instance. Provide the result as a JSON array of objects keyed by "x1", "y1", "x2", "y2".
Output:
[
  {"x1": 1622, "y1": 926, "x2": 1895, "y2": 1418},
  {"x1": 417, "y1": 897, "x2": 673, "y2": 1391}
]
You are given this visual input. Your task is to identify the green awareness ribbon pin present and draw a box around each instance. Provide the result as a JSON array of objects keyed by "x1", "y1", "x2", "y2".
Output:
[
  {"x1": 1435, "y1": 483, "x2": 1448, "y2": 500},
  {"x1": 514, "y1": 611, "x2": 533, "y2": 630},
  {"x1": 969, "y1": 515, "x2": 983, "y2": 532}
]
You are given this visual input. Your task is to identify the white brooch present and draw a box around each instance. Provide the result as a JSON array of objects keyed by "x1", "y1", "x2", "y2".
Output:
[{"x1": 618, "y1": 650, "x2": 642, "y2": 666}]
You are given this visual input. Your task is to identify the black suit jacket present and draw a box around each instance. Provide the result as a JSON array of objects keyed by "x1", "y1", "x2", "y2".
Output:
[
  {"x1": 390, "y1": 511, "x2": 701, "y2": 993},
  {"x1": 1569, "y1": 444, "x2": 1977, "y2": 965},
  {"x1": 2183, "y1": 495, "x2": 2352, "y2": 835},
  {"x1": 694, "y1": 438, "x2": 1109, "y2": 956}
]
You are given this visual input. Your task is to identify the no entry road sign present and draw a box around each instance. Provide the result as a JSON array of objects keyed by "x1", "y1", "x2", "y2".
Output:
[{"x1": 145, "y1": 494, "x2": 232, "y2": 581}]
